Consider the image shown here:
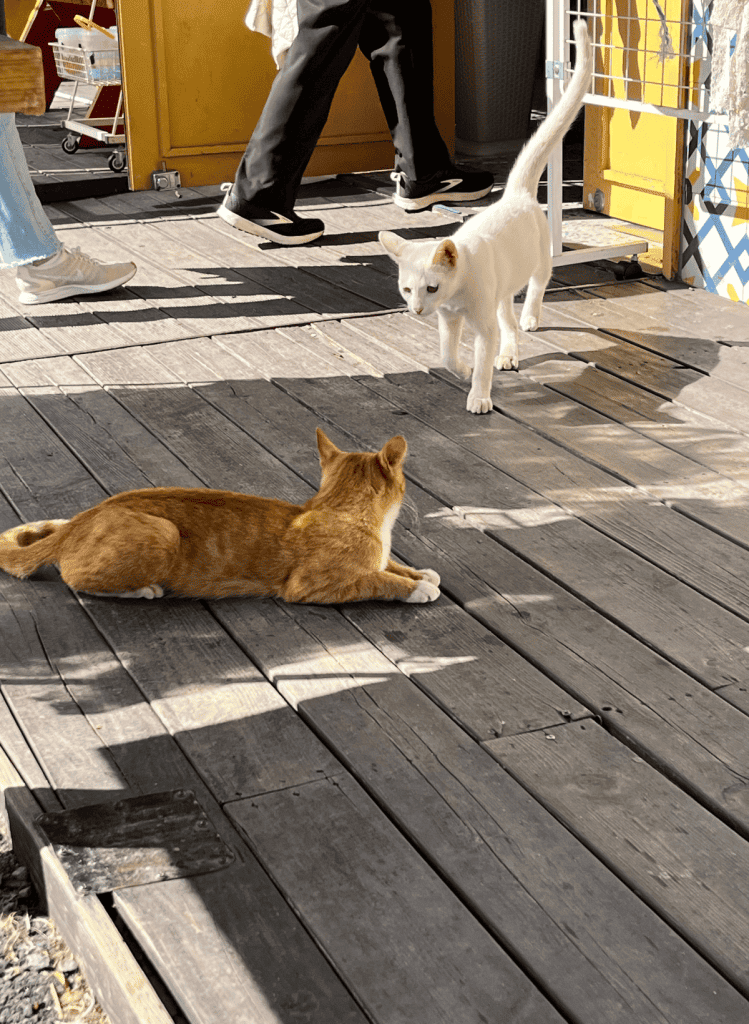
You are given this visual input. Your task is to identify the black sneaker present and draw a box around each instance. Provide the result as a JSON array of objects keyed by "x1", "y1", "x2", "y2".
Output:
[
  {"x1": 391, "y1": 167, "x2": 495, "y2": 212},
  {"x1": 217, "y1": 186, "x2": 324, "y2": 245}
]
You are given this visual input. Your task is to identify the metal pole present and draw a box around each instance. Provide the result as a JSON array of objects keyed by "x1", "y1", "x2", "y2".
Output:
[{"x1": 546, "y1": 0, "x2": 566, "y2": 256}]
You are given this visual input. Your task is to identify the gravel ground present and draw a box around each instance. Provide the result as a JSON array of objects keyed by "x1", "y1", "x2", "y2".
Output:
[{"x1": 0, "y1": 816, "x2": 110, "y2": 1024}]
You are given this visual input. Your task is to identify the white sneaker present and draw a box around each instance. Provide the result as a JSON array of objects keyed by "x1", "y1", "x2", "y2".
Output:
[{"x1": 15, "y1": 246, "x2": 136, "y2": 305}]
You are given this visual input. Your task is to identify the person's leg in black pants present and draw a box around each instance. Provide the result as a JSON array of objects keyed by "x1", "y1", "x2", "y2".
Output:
[
  {"x1": 232, "y1": 0, "x2": 370, "y2": 216},
  {"x1": 358, "y1": 0, "x2": 450, "y2": 182},
  {"x1": 220, "y1": 0, "x2": 493, "y2": 242}
]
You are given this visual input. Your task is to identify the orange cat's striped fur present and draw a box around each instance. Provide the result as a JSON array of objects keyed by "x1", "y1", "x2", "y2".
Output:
[{"x1": 0, "y1": 429, "x2": 440, "y2": 604}]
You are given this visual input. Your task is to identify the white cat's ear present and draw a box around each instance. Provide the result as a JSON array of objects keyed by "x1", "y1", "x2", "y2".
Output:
[
  {"x1": 379, "y1": 230, "x2": 406, "y2": 260},
  {"x1": 377, "y1": 434, "x2": 408, "y2": 474},
  {"x1": 432, "y1": 239, "x2": 458, "y2": 269},
  {"x1": 316, "y1": 428, "x2": 341, "y2": 465}
]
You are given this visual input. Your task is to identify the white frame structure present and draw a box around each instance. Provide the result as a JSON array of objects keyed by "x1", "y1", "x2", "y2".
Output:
[{"x1": 545, "y1": 0, "x2": 714, "y2": 267}]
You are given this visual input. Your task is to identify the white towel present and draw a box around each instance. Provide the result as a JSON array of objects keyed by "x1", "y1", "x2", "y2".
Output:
[
  {"x1": 710, "y1": 0, "x2": 749, "y2": 150},
  {"x1": 245, "y1": 0, "x2": 299, "y2": 69}
]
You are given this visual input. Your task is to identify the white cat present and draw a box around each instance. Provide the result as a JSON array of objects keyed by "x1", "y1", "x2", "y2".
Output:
[{"x1": 380, "y1": 19, "x2": 593, "y2": 414}]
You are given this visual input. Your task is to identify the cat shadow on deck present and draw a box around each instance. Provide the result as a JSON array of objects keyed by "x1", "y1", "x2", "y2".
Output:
[{"x1": 0, "y1": 429, "x2": 440, "y2": 606}]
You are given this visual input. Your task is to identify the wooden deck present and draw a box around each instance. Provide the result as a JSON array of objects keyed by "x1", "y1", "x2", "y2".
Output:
[{"x1": 2, "y1": 176, "x2": 749, "y2": 1024}]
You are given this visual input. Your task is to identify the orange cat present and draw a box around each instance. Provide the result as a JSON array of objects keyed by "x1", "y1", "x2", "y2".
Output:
[{"x1": 0, "y1": 429, "x2": 440, "y2": 604}]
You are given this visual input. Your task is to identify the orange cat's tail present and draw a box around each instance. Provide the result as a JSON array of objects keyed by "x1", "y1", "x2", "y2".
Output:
[{"x1": 0, "y1": 520, "x2": 68, "y2": 578}]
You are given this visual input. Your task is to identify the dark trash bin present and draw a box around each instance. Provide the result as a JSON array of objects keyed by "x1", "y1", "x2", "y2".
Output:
[{"x1": 455, "y1": 0, "x2": 545, "y2": 159}]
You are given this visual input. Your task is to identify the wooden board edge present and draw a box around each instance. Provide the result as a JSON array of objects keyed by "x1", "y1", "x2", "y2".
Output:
[{"x1": 0, "y1": 747, "x2": 173, "y2": 1024}]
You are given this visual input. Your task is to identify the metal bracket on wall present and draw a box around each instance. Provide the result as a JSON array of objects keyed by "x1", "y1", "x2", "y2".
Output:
[
  {"x1": 152, "y1": 169, "x2": 181, "y2": 190},
  {"x1": 545, "y1": 60, "x2": 565, "y2": 80}
]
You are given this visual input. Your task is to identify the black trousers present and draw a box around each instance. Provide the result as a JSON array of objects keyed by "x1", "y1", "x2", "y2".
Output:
[{"x1": 233, "y1": 0, "x2": 451, "y2": 213}]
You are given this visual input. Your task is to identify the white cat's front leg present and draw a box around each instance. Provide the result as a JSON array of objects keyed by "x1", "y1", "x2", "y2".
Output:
[
  {"x1": 496, "y1": 295, "x2": 519, "y2": 370},
  {"x1": 437, "y1": 310, "x2": 470, "y2": 378},
  {"x1": 519, "y1": 255, "x2": 552, "y2": 332},
  {"x1": 466, "y1": 317, "x2": 498, "y2": 414}
]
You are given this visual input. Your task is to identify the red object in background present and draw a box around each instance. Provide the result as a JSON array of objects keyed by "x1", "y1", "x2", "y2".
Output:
[{"x1": 22, "y1": 1, "x2": 119, "y2": 148}]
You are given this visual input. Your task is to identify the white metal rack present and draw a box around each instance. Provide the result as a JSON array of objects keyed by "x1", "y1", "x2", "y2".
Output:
[
  {"x1": 545, "y1": 0, "x2": 712, "y2": 267},
  {"x1": 48, "y1": 0, "x2": 126, "y2": 173}
]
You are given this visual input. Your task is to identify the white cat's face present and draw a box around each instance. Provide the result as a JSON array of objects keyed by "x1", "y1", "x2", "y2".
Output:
[{"x1": 379, "y1": 232, "x2": 459, "y2": 317}]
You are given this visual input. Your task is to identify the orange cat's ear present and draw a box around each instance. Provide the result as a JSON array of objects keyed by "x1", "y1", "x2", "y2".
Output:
[
  {"x1": 316, "y1": 428, "x2": 341, "y2": 466},
  {"x1": 433, "y1": 239, "x2": 458, "y2": 269},
  {"x1": 377, "y1": 434, "x2": 408, "y2": 475}
]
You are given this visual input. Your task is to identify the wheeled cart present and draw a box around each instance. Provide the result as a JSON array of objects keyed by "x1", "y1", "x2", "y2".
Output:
[{"x1": 49, "y1": 12, "x2": 126, "y2": 174}]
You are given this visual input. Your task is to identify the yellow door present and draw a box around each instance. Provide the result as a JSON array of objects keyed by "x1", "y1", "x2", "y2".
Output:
[
  {"x1": 117, "y1": 0, "x2": 455, "y2": 192},
  {"x1": 583, "y1": 0, "x2": 689, "y2": 277}
]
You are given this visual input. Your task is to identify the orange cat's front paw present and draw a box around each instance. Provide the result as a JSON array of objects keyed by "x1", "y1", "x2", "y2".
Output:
[
  {"x1": 406, "y1": 578, "x2": 440, "y2": 603},
  {"x1": 419, "y1": 568, "x2": 441, "y2": 587}
]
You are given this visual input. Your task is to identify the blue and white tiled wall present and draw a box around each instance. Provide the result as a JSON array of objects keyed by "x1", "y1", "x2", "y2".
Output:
[{"x1": 681, "y1": 1, "x2": 749, "y2": 303}]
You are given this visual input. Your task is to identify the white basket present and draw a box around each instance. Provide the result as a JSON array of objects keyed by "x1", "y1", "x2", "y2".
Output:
[{"x1": 50, "y1": 42, "x2": 121, "y2": 84}]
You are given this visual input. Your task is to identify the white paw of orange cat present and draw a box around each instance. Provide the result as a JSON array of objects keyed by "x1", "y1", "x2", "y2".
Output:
[
  {"x1": 118, "y1": 584, "x2": 164, "y2": 599},
  {"x1": 519, "y1": 314, "x2": 539, "y2": 332},
  {"x1": 419, "y1": 568, "x2": 441, "y2": 587},
  {"x1": 406, "y1": 578, "x2": 440, "y2": 603},
  {"x1": 466, "y1": 390, "x2": 493, "y2": 414}
]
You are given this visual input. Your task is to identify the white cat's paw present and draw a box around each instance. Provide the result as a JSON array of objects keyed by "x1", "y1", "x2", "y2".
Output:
[
  {"x1": 466, "y1": 390, "x2": 493, "y2": 414},
  {"x1": 443, "y1": 358, "x2": 471, "y2": 380},
  {"x1": 519, "y1": 314, "x2": 539, "y2": 332},
  {"x1": 406, "y1": 578, "x2": 441, "y2": 603},
  {"x1": 495, "y1": 352, "x2": 519, "y2": 371},
  {"x1": 418, "y1": 568, "x2": 441, "y2": 587}
]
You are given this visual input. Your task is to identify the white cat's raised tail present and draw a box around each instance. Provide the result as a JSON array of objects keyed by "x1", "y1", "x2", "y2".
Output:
[{"x1": 380, "y1": 19, "x2": 593, "y2": 413}]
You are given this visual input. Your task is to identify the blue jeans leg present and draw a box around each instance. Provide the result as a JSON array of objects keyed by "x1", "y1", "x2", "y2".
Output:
[{"x1": 0, "y1": 113, "x2": 60, "y2": 268}]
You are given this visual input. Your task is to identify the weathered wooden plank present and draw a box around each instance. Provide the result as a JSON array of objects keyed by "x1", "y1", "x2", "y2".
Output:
[
  {"x1": 0, "y1": 471, "x2": 372, "y2": 1023},
  {"x1": 488, "y1": 720, "x2": 749, "y2": 999},
  {"x1": 0, "y1": 691, "x2": 59, "y2": 813},
  {"x1": 0, "y1": 281, "x2": 140, "y2": 359},
  {"x1": 516, "y1": 362, "x2": 749, "y2": 537},
  {"x1": 168, "y1": 379, "x2": 590, "y2": 738},
  {"x1": 0, "y1": 386, "x2": 105, "y2": 519},
  {"x1": 0, "y1": 504, "x2": 61, "y2": 811},
  {"x1": 79, "y1": 592, "x2": 342, "y2": 803},
  {"x1": 536, "y1": 301, "x2": 702, "y2": 399},
  {"x1": 47, "y1": 225, "x2": 196, "y2": 346},
  {"x1": 229, "y1": 774, "x2": 566, "y2": 1024},
  {"x1": 26, "y1": 384, "x2": 205, "y2": 489},
  {"x1": 361, "y1": 372, "x2": 749, "y2": 618},
  {"x1": 157, "y1": 217, "x2": 383, "y2": 318},
  {"x1": 345, "y1": 310, "x2": 443, "y2": 367},
  {"x1": 217, "y1": 327, "x2": 357, "y2": 380},
  {"x1": 309, "y1": 318, "x2": 424, "y2": 374},
  {"x1": 429, "y1": 354, "x2": 749, "y2": 522},
  {"x1": 143, "y1": 336, "x2": 258, "y2": 383},
  {"x1": 197, "y1": 380, "x2": 749, "y2": 835},
  {"x1": 2, "y1": 355, "x2": 96, "y2": 387},
  {"x1": 228, "y1": 604, "x2": 747, "y2": 1024},
  {"x1": 0, "y1": 301, "x2": 66, "y2": 363},
  {"x1": 98, "y1": 220, "x2": 314, "y2": 332},
  {"x1": 270, "y1": 373, "x2": 749, "y2": 689},
  {"x1": 561, "y1": 279, "x2": 749, "y2": 358},
  {"x1": 73, "y1": 347, "x2": 183, "y2": 385},
  {"x1": 114, "y1": 851, "x2": 369, "y2": 1024},
  {"x1": 0, "y1": 750, "x2": 174, "y2": 1024},
  {"x1": 110, "y1": 378, "x2": 313, "y2": 499},
  {"x1": 21, "y1": 385, "x2": 159, "y2": 494}
]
